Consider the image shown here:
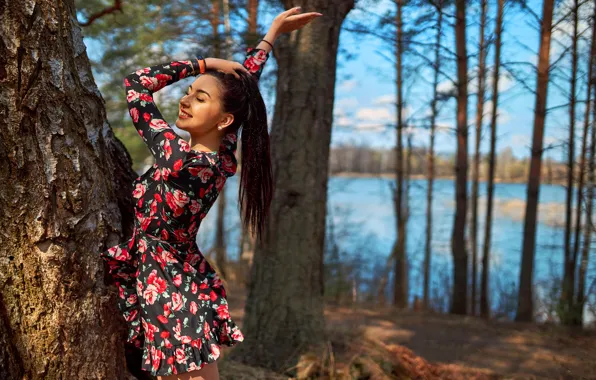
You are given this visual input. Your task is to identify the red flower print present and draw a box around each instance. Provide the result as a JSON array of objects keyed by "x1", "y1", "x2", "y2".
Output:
[
  {"x1": 183, "y1": 262, "x2": 196, "y2": 274},
  {"x1": 164, "y1": 131, "x2": 176, "y2": 140},
  {"x1": 139, "y1": 93, "x2": 153, "y2": 102},
  {"x1": 161, "y1": 167, "x2": 171, "y2": 181},
  {"x1": 132, "y1": 183, "x2": 146, "y2": 198},
  {"x1": 200, "y1": 283, "x2": 209, "y2": 290},
  {"x1": 127, "y1": 90, "x2": 140, "y2": 102},
  {"x1": 179, "y1": 139, "x2": 191, "y2": 152},
  {"x1": 198, "y1": 293, "x2": 209, "y2": 301},
  {"x1": 109, "y1": 246, "x2": 130, "y2": 261},
  {"x1": 163, "y1": 139, "x2": 172, "y2": 160},
  {"x1": 171, "y1": 292, "x2": 184, "y2": 311},
  {"x1": 210, "y1": 344, "x2": 220, "y2": 359},
  {"x1": 173, "y1": 159, "x2": 183, "y2": 172},
  {"x1": 232, "y1": 329, "x2": 244, "y2": 341},
  {"x1": 188, "y1": 167, "x2": 213, "y2": 183},
  {"x1": 154, "y1": 193, "x2": 163, "y2": 203},
  {"x1": 173, "y1": 274, "x2": 182, "y2": 287},
  {"x1": 143, "y1": 112, "x2": 151, "y2": 122},
  {"x1": 180, "y1": 335, "x2": 192, "y2": 344},
  {"x1": 157, "y1": 314, "x2": 168, "y2": 324},
  {"x1": 140, "y1": 76, "x2": 158, "y2": 90},
  {"x1": 189, "y1": 200, "x2": 201, "y2": 215},
  {"x1": 190, "y1": 301, "x2": 198, "y2": 315},
  {"x1": 175, "y1": 348, "x2": 186, "y2": 364},
  {"x1": 164, "y1": 302, "x2": 172, "y2": 317},
  {"x1": 203, "y1": 321, "x2": 211, "y2": 336},
  {"x1": 130, "y1": 107, "x2": 140, "y2": 123},
  {"x1": 134, "y1": 67, "x2": 151, "y2": 76},
  {"x1": 127, "y1": 294, "x2": 138, "y2": 305},
  {"x1": 191, "y1": 339, "x2": 202, "y2": 349},
  {"x1": 124, "y1": 309, "x2": 138, "y2": 322},
  {"x1": 150, "y1": 199, "x2": 158, "y2": 217},
  {"x1": 160, "y1": 228, "x2": 169, "y2": 241},
  {"x1": 160, "y1": 331, "x2": 170, "y2": 339},
  {"x1": 210, "y1": 291, "x2": 217, "y2": 302},
  {"x1": 191, "y1": 282, "x2": 198, "y2": 294},
  {"x1": 124, "y1": 78, "x2": 131, "y2": 86},
  {"x1": 149, "y1": 118, "x2": 169, "y2": 131},
  {"x1": 138, "y1": 238, "x2": 147, "y2": 253},
  {"x1": 147, "y1": 270, "x2": 168, "y2": 293},
  {"x1": 217, "y1": 304, "x2": 230, "y2": 320},
  {"x1": 143, "y1": 284, "x2": 158, "y2": 305},
  {"x1": 166, "y1": 189, "x2": 190, "y2": 217},
  {"x1": 152, "y1": 168, "x2": 161, "y2": 181}
]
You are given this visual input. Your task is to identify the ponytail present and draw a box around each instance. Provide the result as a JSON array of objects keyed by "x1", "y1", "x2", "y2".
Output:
[{"x1": 207, "y1": 70, "x2": 273, "y2": 243}]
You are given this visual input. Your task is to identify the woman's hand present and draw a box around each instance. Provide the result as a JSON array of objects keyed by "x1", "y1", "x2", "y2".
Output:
[
  {"x1": 204, "y1": 58, "x2": 249, "y2": 78},
  {"x1": 270, "y1": 7, "x2": 322, "y2": 36}
]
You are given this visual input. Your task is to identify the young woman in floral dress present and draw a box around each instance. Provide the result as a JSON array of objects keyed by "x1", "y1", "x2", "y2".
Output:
[{"x1": 99, "y1": 7, "x2": 321, "y2": 380}]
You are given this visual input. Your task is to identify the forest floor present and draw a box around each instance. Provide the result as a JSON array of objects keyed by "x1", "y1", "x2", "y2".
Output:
[{"x1": 218, "y1": 285, "x2": 596, "y2": 379}]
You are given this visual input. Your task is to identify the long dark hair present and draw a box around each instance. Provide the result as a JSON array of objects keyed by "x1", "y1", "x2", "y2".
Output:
[{"x1": 205, "y1": 70, "x2": 273, "y2": 243}]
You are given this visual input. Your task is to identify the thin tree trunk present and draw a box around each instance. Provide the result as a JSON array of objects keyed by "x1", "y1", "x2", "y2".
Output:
[
  {"x1": 516, "y1": 0, "x2": 555, "y2": 322},
  {"x1": 451, "y1": 0, "x2": 469, "y2": 315},
  {"x1": 232, "y1": 0, "x2": 354, "y2": 370},
  {"x1": 424, "y1": 1, "x2": 443, "y2": 310},
  {"x1": 575, "y1": 9, "x2": 596, "y2": 325},
  {"x1": 213, "y1": 0, "x2": 228, "y2": 279},
  {"x1": 471, "y1": 0, "x2": 488, "y2": 317},
  {"x1": 561, "y1": 0, "x2": 580, "y2": 324},
  {"x1": 0, "y1": 0, "x2": 137, "y2": 378},
  {"x1": 481, "y1": 0, "x2": 503, "y2": 319},
  {"x1": 247, "y1": 0, "x2": 259, "y2": 44},
  {"x1": 393, "y1": 0, "x2": 408, "y2": 309}
]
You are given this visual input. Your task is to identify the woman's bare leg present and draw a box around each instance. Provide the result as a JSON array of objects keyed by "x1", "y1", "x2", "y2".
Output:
[{"x1": 156, "y1": 362, "x2": 219, "y2": 380}]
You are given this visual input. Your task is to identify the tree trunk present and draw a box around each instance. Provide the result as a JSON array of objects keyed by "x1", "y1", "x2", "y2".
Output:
[
  {"x1": 471, "y1": 0, "x2": 487, "y2": 317},
  {"x1": 561, "y1": 0, "x2": 580, "y2": 324},
  {"x1": 516, "y1": 0, "x2": 555, "y2": 322},
  {"x1": 575, "y1": 9, "x2": 596, "y2": 325},
  {"x1": 481, "y1": 0, "x2": 503, "y2": 319},
  {"x1": 247, "y1": 0, "x2": 259, "y2": 45},
  {"x1": 451, "y1": 0, "x2": 469, "y2": 315},
  {"x1": 0, "y1": 0, "x2": 138, "y2": 378},
  {"x1": 232, "y1": 0, "x2": 354, "y2": 371},
  {"x1": 424, "y1": 1, "x2": 443, "y2": 310},
  {"x1": 393, "y1": 0, "x2": 408, "y2": 309}
]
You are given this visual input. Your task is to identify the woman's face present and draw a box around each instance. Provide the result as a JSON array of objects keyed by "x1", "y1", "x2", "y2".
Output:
[{"x1": 175, "y1": 75, "x2": 232, "y2": 135}]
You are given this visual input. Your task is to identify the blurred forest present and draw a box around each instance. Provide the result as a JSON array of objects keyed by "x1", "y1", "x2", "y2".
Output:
[{"x1": 1, "y1": 0, "x2": 595, "y2": 378}]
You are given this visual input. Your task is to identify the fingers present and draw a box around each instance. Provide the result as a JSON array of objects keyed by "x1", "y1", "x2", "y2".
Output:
[{"x1": 281, "y1": 6, "x2": 302, "y2": 17}]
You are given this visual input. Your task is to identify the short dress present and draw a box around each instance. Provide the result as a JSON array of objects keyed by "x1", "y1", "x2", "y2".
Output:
[{"x1": 99, "y1": 47, "x2": 269, "y2": 377}]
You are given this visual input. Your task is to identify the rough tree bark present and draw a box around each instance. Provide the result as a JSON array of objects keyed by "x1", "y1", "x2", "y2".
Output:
[
  {"x1": 451, "y1": 0, "x2": 469, "y2": 315},
  {"x1": 231, "y1": 0, "x2": 354, "y2": 371},
  {"x1": 393, "y1": 0, "x2": 408, "y2": 309},
  {"x1": 481, "y1": 0, "x2": 503, "y2": 319},
  {"x1": 516, "y1": 0, "x2": 555, "y2": 322},
  {"x1": 471, "y1": 0, "x2": 487, "y2": 316},
  {"x1": 561, "y1": 0, "x2": 580, "y2": 324},
  {"x1": 423, "y1": 0, "x2": 443, "y2": 310},
  {"x1": 0, "y1": 0, "x2": 137, "y2": 378}
]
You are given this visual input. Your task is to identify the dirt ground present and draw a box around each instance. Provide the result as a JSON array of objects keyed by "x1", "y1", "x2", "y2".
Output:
[{"x1": 224, "y1": 286, "x2": 596, "y2": 379}]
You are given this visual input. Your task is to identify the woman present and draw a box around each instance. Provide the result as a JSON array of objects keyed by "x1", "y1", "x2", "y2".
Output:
[{"x1": 99, "y1": 6, "x2": 321, "y2": 380}]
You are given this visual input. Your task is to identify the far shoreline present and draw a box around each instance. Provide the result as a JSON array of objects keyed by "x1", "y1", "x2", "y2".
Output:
[{"x1": 331, "y1": 172, "x2": 566, "y2": 186}]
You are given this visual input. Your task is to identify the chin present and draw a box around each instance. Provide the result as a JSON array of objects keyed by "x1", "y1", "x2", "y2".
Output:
[{"x1": 175, "y1": 119, "x2": 188, "y2": 130}]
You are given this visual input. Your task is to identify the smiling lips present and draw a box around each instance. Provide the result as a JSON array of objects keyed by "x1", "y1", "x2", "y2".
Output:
[{"x1": 179, "y1": 108, "x2": 192, "y2": 119}]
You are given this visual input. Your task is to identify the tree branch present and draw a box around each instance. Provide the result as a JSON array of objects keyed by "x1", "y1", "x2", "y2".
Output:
[{"x1": 79, "y1": 0, "x2": 123, "y2": 27}]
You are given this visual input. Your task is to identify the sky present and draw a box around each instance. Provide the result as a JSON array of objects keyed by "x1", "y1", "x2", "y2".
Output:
[{"x1": 84, "y1": 0, "x2": 589, "y2": 160}]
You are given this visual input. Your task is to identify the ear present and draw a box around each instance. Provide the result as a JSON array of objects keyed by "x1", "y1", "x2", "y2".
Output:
[{"x1": 217, "y1": 113, "x2": 234, "y2": 131}]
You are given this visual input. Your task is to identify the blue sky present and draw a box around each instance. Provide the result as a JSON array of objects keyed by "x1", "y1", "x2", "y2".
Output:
[{"x1": 85, "y1": 0, "x2": 585, "y2": 160}]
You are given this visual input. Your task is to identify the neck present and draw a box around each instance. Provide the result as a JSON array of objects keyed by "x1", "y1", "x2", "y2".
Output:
[{"x1": 189, "y1": 130, "x2": 222, "y2": 153}]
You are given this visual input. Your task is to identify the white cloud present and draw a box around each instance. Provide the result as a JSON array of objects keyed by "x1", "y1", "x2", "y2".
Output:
[
  {"x1": 356, "y1": 107, "x2": 393, "y2": 121},
  {"x1": 339, "y1": 79, "x2": 358, "y2": 92},
  {"x1": 336, "y1": 97, "x2": 359, "y2": 109},
  {"x1": 373, "y1": 94, "x2": 395, "y2": 105}
]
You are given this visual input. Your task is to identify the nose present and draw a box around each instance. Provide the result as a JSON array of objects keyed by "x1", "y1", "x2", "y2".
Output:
[{"x1": 180, "y1": 94, "x2": 190, "y2": 108}]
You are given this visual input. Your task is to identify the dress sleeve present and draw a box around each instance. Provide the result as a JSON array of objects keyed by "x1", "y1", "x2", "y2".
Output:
[
  {"x1": 124, "y1": 59, "x2": 202, "y2": 171},
  {"x1": 217, "y1": 48, "x2": 271, "y2": 175}
]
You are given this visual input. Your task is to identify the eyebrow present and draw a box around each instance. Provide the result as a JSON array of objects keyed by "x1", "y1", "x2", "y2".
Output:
[{"x1": 188, "y1": 85, "x2": 211, "y2": 98}]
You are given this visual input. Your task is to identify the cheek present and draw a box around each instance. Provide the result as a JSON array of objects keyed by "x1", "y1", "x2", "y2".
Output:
[{"x1": 190, "y1": 103, "x2": 220, "y2": 125}]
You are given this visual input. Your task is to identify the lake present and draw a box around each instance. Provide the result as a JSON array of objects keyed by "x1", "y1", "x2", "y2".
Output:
[{"x1": 198, "y1": 175, "x2": 595, "y2": 319}]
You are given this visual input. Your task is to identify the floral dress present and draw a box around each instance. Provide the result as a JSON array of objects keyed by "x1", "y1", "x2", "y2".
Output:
[{"x1": 99, "y1": 47, "x2": 269, "y2": 377}]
